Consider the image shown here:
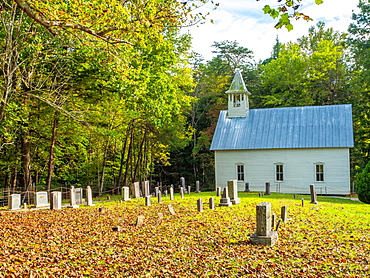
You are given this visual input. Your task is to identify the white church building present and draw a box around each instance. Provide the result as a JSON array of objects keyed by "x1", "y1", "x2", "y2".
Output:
[{"x1": 210, "y1": 69, "x2": 354, "y2": 195}]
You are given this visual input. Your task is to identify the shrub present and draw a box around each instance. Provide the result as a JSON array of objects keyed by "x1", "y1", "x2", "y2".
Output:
[{"x1": 355, "y1": 160, "x2": 370, "y2": 204}]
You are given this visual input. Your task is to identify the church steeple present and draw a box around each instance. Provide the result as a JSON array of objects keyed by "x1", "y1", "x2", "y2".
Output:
[{"x1": 226, "y1": 68, "x2": 251, "y2": 118}]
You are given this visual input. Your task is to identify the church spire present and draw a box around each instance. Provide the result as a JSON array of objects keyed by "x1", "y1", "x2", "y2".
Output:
[{"x1": 226, "y1": 69, "x2": 251, "y2": 118}]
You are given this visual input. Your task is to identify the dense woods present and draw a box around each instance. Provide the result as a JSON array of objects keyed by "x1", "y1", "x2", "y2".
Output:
[{"x1": 0, "y1": 0, "x2": 369, "y2": 197}]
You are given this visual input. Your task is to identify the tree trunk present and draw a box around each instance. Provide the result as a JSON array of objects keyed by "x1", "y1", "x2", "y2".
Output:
[{"x1": 45, "y1": 112, "x2": 59, "y2": 198}]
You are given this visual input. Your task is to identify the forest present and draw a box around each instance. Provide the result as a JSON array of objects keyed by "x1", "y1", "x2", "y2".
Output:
[{"x1": 0, "y1": 0, "x2": 369, "y2": 197}]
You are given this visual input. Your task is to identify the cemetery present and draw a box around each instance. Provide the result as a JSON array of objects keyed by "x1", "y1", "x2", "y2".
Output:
[{"x1": 0, "y1": 181, "x2": 369, "y2": 277}]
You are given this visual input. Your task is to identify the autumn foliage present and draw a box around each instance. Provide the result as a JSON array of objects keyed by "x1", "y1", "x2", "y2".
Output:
[{"x1": 0, "y1": 193, "x2": 369, "y2": 277}]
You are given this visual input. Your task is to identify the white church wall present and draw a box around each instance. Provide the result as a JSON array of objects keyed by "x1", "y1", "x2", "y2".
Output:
[{"x1": 214, "y1": 148, "x2": 350, "y2": 195}]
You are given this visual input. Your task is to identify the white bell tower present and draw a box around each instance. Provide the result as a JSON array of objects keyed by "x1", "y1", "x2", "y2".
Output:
[{"x1": 226, "y1": 69, "x2": 251, "y2": 118}]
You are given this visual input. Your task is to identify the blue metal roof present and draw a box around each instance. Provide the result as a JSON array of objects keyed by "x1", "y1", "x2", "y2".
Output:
[{"x1": 210, "y1": 104, "x2": 354, "y2": 150}]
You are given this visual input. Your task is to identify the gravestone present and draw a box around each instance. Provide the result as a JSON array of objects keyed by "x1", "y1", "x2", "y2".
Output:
[
  {"x1": 122, "y1": 187, "x2": 130, "y2": 201},
  {"x1": 168, "y1": 205, "x2": 176, "y2": 215},
  {"x1": 180, "y1": 177, "x2": 187, "y2": 193},
  {"x1": 244, "y1": 182, "x2": 250, "y2": 193},
  {"x1": 209, "y1": 197, "x2": 215, "y2": 210},
  {"x1": 50, "y1": 192, "x2": 62, "y2": 210},
  {"x1": 145, "y1": 196, "x2": 151, "y2": 206},
  {"x1": 271, "y1": 213, "x2": 276, "y2": 230},
  {"x1": 187, "y1": 186, "x2": 191, "y2": 194},
  {"x1": 35, "y1": 191, "x2": 49, "y2": 207},
  {"x1": 265, "y1": 182, "x2": 271, "y2": 195},
  {"x1": 169, "y1": 187, "x2": 174, "y2": 201},
  {"x1": 195, "y1": 181, "x2": 201, "y2": 193},
  {"x1": 310, "y1": 184, "x2": 318, "y2": 204},
  {"x1": 219, "y1": 188, "x2": 232, "y2": 207},
  {"x1": 68, "y1": 186, "x2": 79, "y2": 208},
  {"x1": 86, "y1": 186, "x2": 95, "y2": 206},
  {"x1": 250, "y1": 202, "x2": 278, "y2": 246},
  {"x1": 197, "y1": 198, "x2": 203, "y2": 212},
  {"x1": 155, "y1": 187, "x2": 159, "y2": 197},
  {"x1": 281, "y1": 206, "x2": 288, "y2": 222},
  {"x1": 8, "y1": 194, "x2": 21, "y2": 210},
  {"x1": 228, "y1": 180, "x2": 241, "y2": 205},
  {"x1": 157, "y1": 191, "x2": 162, "y2": 204},
  {"x1": 132, "y1": 182, "x2": 141, "y2": 199},
  {"x1": 301, "y1": 198, "x2": 304, "y2": 207},
  {"x1": 23, "y1": 203, "x2": 27, "y2": 209},
  {"x1": 136, "y1": 215, "x2": 145, "y2": 227},
  {"x1": 164, "y1": 190, "x2": 168, "y2": 197},
  {"x1": 142, "y1": 180, "x2": 150, "y2": 197},
  {"x1": 75, "y1": 188, "x2": 83, "y2": 204},
  {"x1": 216, "y1": 187, "x2": 221, "y2": 197},
  {"x1": 180, "y1": 187, "x2": 185, "y2": 199}
]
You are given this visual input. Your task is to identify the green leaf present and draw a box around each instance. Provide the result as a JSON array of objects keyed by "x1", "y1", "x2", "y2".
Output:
[
  {"x1": 315, "y1": 0, "x2": 324, "y2": 4},
  {"x1": 262, "y1": 5, "x2": 271, "y2": 14}
]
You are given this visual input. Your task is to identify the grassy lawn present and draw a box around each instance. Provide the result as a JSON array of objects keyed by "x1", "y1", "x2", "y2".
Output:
[{"x1": 0, "y1": 192, "x2": 369, "y2": 277}]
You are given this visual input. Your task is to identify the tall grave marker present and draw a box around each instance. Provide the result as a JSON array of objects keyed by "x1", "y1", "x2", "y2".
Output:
[{"x1": 250, "y1": 202, "x2": 278, "y2": 246}]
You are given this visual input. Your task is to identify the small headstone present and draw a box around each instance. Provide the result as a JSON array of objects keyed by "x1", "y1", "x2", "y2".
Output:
[
  {"x1": 250, "y1": 202, "x2": 278, "y2": 246},
  {"x1": 35, "y1": 192, "x2": 49, "y2": 207},
  {"x1": 142, "y1": 180, "x2": 150, "y2": 197},
  {"x1": 197, "y1": 198, "x2": 203, "y2": 212},
  {"x1": 244, "y1": 182, "x2": 250, "y2": 193},
  {"x1": 145, "y1": 196, "x2": 151, "y2": 206},
  {"x1": 169, "y1": 187, "x2": 174, "y2": 201},
  {"x1": 23, "y1": 203, "x2": 27, "y2": 210},
  {"x1": 293, "y1": 194, "x2": 296, "y2": 199},
  {"x1": 209, "y1": 197, "x2": 215, "y2": 210},
  {"x1": 180, "y1": 187, "x2": 185, "y2": 199},
  {"x1": 164, "y1": 190, "x2": 168, "y2": 197},
  {"x1": 99, "y1": 207, "x2": 107, "y2": 213},
  {"x1": 155, "y1": 187, "x2": 159, "y2": 197},
  {"x1": 265, "y1": 182, "x2": 271, "y2": 195},
  {"x1": 75, "y1": 188, "x2": 84, "y2": 204},
  {"x1": 180, "y1": 177, "x2": 187, "y2": 193},
  {"x1": 219, "y1": 188, "x2": 232, "y2": 207},
  {"x1": 132, "y1": 182, "x2": 141, "y2": 199},
  {"x1": 122, "y1": 187, "x2": 130, "y2": 201},
  {"x1": 228, "y1": 180, "x2": 241, "y2": 205},
  {"x1": 301, "y1": 198, "x2": 304, "y2": 207},
  {"x1": 112, "y1": 226, "x2": 122, "y2": 232},
  {"x1": 216, "y1": 187, "x2": 221, "y2": 197},
  {"x1": 187, "y1": 186, "x2": 191, "y2": 194},
  {"x1": 68, "y1": 186, "x2": 79, "y2": 208},
  {"x1": 281, "y1": 206, "x2": 288, "y2": 222},
  {"x1": 195, "y1": 181, "x2": 201, "y2": 193},
  {"x1": 158, "y1": 213, "x2": 164, "y2": 220},
  {"x1": 275, "y1": 220, "x2": 281, "y2": 231},
  {"x1": 157, "y1": 191, "x2": 162, "y2": 204},
  {"x1": 168, "y1": 205, "x2": 176, "y2": 215},
  {"x1": 271, "y1": 213, "x2": 276, "y2": 230},
  {"x1": 310, "y1": 184, "x2": 318, "y2": 204},
  {"x1": 50, "y1": 192, "x2": 62, "y2": 210},
  {"x1": 86, "y1": 186, "x2": 95, "y2": 206},
  {"x1": 135, "y1": 215, "x2": 145, "y2": 227},
  {"x1": 107, "y1": 195, "x2": 111, "y2": 200}
]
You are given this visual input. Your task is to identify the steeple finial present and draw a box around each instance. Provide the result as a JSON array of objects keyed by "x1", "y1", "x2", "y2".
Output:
[{"x1": 226, "y1": 69, "x2": 251, "y2": 118}]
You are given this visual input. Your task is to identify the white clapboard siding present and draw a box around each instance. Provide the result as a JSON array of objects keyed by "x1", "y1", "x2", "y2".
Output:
[{"x1": 214, "y1": 148, "x2": 350, "y2": 195}]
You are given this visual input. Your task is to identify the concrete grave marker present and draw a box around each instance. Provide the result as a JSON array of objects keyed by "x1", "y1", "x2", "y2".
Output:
[
  {"x1": 8, "y1": 194, "x2": 21, "y2": 210},
  {"x1": 157, "y1": 191, "x2": 162, "y2": 204},
  {"x1": 50, "y1": 192, "x2": 62, "y2": 210},
  {"x1": 195, "y1": 181, "x2": 201, "y2": 193},
  {"x1": 301, "y1": 198, "x2": 304, "y2": 207},
  {"x1": 164, "y1": 190, "x2": 168, "y2": 197},
  {"x1": 271, "y1": 213, "x2": 276, "y2": 230},
  {"x1": 228, "y1": 180, "x2": 241, "y2": 205},
  {"x1": 265, "y1": 182, "x2": 271, "y2": 195},
  {"x1": 219, "y1": 188, "x2": 232, "y2": 207},
  {"x1": 86, "y1": 186, "x2": 95, "y2": 206},
  {"x1": 180, "y1": 187, "x2": 185, "y2": 199},
  {"x1": 68, "y1": 186, "x2": 79, "y2": 208},
  {"x1": 216, "y1": 187, "x2": 221, "y2": 197},
  {"x1": 310, "y1": 184, "x2": 318, "y2": 204},
  {"x1": 168, "y1": 205, "x2": 176, "y2": 215},
  {"x1": 35, "y1": 192, "x2": 49, "y2": 207},
  {"x1": 187, "y1": 186, "x2": 191, "y2": 194},
  {"x1": 180, "y1": 177, "x2": 187, "y2": 193},
  {"x1": 136, "y1": 215, "x2": 145, "y2": 227},
  {"x1": 244, "y1": 182, "x2": 250, "y2": 192},
  {"x1": 145, "y1": 196, "x2": 151, "y2": 206},
  {"x1": 197, "y1": 198, "x2": 203, "y2": 212},
  {"x1": 209, "y1": 197, "x2": 215, "y2": 210},
  {"x1": 281, "y1": 205, "x2": 288, "y2": 222},
  {"x1": 142, "y1": 180, "x2": 150, "y2": 197},
  {"x1": 75, "y1": 188, "x2": 84, "y2": 204},
  {"x1": 250, "y1": 202, "x2": 278, "y2": 246},
  {"x1": 132, "y1": 182, "x2": 141, "y2": 199},
  {"x1": 169, "y1": 187, "x2": 174, "y2": 201},
  {"x1": 122, "y1": 187, "x2": 130, "y2": 201},
  {"x1": 155, "y1": 187, "x2": 159, "y2": 197}
]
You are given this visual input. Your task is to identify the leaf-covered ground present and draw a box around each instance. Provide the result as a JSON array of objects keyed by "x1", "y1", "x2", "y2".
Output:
[{"x1": 0, "y1": 192, "x2": 369, "y2": 277}]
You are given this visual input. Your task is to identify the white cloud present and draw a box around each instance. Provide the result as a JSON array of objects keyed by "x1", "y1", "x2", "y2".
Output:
[{"x1": 185, "y1": 0, "x2": 360, "y2": 62}]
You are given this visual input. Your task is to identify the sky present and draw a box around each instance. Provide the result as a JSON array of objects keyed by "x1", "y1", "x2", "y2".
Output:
[{"x1": 184, "y1": 0, "x2": 360, "y2": 62}]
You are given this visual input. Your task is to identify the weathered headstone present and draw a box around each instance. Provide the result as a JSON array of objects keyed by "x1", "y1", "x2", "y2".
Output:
[
  {"x1": 197, "y1": 198, "x2": 203, "y2": 212},
  {"x1": 50, "y1": 192, "x2": 62, "y2": 210},
  {"x1": 168, "y1": 205, "x2": 176, "y2": 215},
  {"x1": 8, "y1": 194, "x2": 21, "y2": 210},
  {"x1": 155, "y1": 187, "x2": 159, "y2": 197},
  {"x1": 75, "y1": 188, "x2": 84, "y2": 204},
  {"x1": 145, "y1": 196, "x2": 151, "y2": 206},
  {"x1": 228, "y1": 180, "x2": 241, "y2": 205},
  {"x1": 122, "y1": 186, "x2": 130, "y2": 201},
  {"x1": 281, "y1": 206, "x2": 288, "y2": 222},
  {"x1": 164, "y1": 190, "x2": 168, "y2": 197},
  {"x1": 23, "y1": 203, "x2": 27, "y2": 210},
  {"x1": 136, "y1": 215, "x2": 145, "y2": 227},
  {"x1": 310, "y1": 184, "x2": 318, "y2": 204},
  {"x1": 301, "y1": 198, "x2": 304, "y2": 207},
  {"x1": 142, "y1": 180, "x2": 150, "y2": 197},
  {"x1": 180, "y1": 187, "x2": 185, "y2": 199},
  {"x1": 35, "y1": 191, "x2": 49, "y2": 207},
  {"x1": 216, "y1": 187, "x2": 221, "y2": 197},
  {"x1": 132, "y1": 182, "x2": 141, "y2": 199},
  {"x1": 187, "y1": 186, "x2": 191, "y2": 194},
  {"x1": 250, "y1": 202, "x2": 278, "y2": 246},
  {"x1": 219, "y1": 188, "x2": 232, "y2": 207},
  {"x1": 157, "y1": 191, "x2": 162, "y2": 204},
  {"x1": 68, "y1": 186, "x2": 79, "y2": 208},
  {"x1": 169, "y1": 187, "x2": 174, "y2": 201},
  {"x1": 244, "y1": 182, "x2": 250, "y2": 193},
  {"x1": 180, "y1": 177, "x2": 186, "y2": 192},
  {"x1": 209, "y1": 197, "x2": 215, "y2": 210},
  {"x1": 86, "y1": 186, "x2": 95, "y2": 206},
  {"x1": 271, "y1": 213, "x2": 276, "y2": 230},
  {"x1": 265, "y1": 182, "x2": 271, "y2": 195},
  {"x1": 195, "y1": 181, "x2": 201, "y2": 193}
]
